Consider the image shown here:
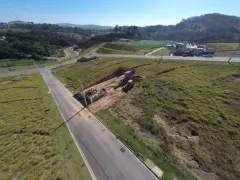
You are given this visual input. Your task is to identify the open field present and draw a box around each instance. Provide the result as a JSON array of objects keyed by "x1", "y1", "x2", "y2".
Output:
[
  {"x1": 96, "y1": 43, "x2": 150, "y2": 55},
  {"x1": 206, "y1": 43, "x2": 240, "y2": 57},
  {"x1": 53, "y1": 57, "x2": 240, "y2": 180},
  {"x1": 119, "y1": 40, "x2": 167, "y2": 48},
  {"x1": 0, "y1": 74, "x2": 91, "y2": 180}
]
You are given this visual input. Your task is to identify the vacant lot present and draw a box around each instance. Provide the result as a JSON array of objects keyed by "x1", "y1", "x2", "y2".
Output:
[
  {"x1": 96, "y1": 43, "x2": 150, "y2": 55},
  {"x1": 0, "y1": 74, "x2": 91, "y2": 180},
  {"x1": 53, "y1": 58, "x2": 240, "y2": 180},
  {"x1": 206, "y1": 43, "x2": 240, "y2": 57},
  {"x1": 120, "y1": 40, "x2": 166, "y2": 48}
]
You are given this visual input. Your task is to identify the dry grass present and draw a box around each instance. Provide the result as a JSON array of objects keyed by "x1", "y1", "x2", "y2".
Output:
[{"x1": 206, "y1": 43, "x2": 240, "y2": 57}]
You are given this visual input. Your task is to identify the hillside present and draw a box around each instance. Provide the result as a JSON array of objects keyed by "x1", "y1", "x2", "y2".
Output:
[
  {"x1": 140, "y1": 13, "x2": 240, "y2": 43},
  {"x1": 53, "y1": 57, "x2": 240, "y2": 180},
  {"x1": 0, "y1": 21, "x2": 91, "y2": 35},
  {"x1": 0, "y1": 29, "x2": 81, "y2": 60},
  {"x1": 57, "y1": 23, "x2": 112, "y2": 30}
]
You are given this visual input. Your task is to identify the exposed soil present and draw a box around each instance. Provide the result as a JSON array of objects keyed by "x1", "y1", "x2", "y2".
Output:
[
  {"x1": 0, "y1": 81, "x2": 12, "y2": 85},
  {"x1": 86, "y1": 77, "x2": 125, "y2": 113},
  {"x1": 109, "y1": 95, "x2": 221, "y2": 180}
]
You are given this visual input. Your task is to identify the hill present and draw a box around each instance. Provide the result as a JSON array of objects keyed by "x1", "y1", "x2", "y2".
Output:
[
  {"x1": 57, "y1": 23, "x2": 112, "y2": 30},
  {"x1": 0, "y1": 29, "x2": 82, "y2": 60},
  {"x1": 140, "y1": 13, "x2": 240, "y2": 43}
]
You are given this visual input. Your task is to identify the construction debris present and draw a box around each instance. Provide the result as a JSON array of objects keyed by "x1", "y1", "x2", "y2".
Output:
[{"x1": 73, "y1": 67, "x2": 141, "y2": 112}]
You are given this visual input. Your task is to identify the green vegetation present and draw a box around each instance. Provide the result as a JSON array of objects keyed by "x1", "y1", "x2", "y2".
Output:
[
  {"x1": 96, "y1": 110, "x2": 194, "y2": 180},
  {"x1": 96, "y1": 43, "x2": 150, "y2": 55},
  {"x1": 0, "y1": 21, "x2": 91, "y2": 35},
  {"x1": 206, "y1": 43, "x2": 240, "y2": 57},
  {"x1": 0, "y1": 29, "x2": 82, "y2": 60},
  {"x1": 53, "y1": 57, "x2": 240, "y2": 180},
  {"x1": 0, "y1": 59, "x2": 57, "y2": 68},
  {"x1": 120, "y1": 40, "x2": 166, "y2": 48},
  {"x1": 0, "y1": 74, "x2": 91, "y2": 180},
  {"x1": 139, "y1": 13, "x2": 240, "y2": 42}
]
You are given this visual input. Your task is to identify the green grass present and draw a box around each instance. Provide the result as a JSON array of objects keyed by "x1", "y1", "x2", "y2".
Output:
[
  {"x1": 120, "y1": 40, "x2": 167, "y2": 48},
  {"x1": 96, "y1": 110, "x2": 194, "y2": 180},
  {"x1": 206, "y1": 43, "x2": 240, "y2": 57},
  {"x1": 0, "y1": 74, "x2": 92, "y2": 180},
  {"x1": 53, "y1": 48, "x2": 65, "y2": 57},
  {"x1": 96, "y1": 43, "x2": 150, "y2": 55},
  {"x1": 0, "y1": 59, "x2": 57, "y2": 68},
  {"x1": 52, "y1": 57, "x2": 240, "y2": 180}
]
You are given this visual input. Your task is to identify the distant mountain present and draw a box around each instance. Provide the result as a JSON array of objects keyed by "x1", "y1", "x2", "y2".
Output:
[
  {"x1": 140, "y1": 13, "x2": 240, "y2": 42},
  {"x1": 8, "y1": 21, "x2": 33, "y2": 25},
  {"x1": 57, "y1": 23, "x2": 112, "y2": 30}
]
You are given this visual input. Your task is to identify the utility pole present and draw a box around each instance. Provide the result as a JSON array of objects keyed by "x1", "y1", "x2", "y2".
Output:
[
  {"x1": 228, "y1": 44, "x2": 240, "y2": 64},
  {"x1": 158, "y1": 48, "x2": 165, "y2": 63},
  {"x1": 79, "y1": 79, "x2": 88, "y2": 108},
  {"x1": 161, "y1": 48, "x2": 165, "y2": 61}
]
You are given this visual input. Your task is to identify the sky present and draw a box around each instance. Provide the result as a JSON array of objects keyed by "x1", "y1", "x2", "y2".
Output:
[{"x1": 1, "y1": 0, "x2": 240, "y2": 26}]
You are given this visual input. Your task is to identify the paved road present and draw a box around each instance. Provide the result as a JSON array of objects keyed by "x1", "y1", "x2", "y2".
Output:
[
  {"x1": 42, "y1": 70, "x2": 158, "y2": 180},
  {"x1": 2, "y1": 50, "x2": 239, "y2": 179},
  {"x1": 46, "y1": 47, "x2": 79, "y2": 61},
  {"x1": 0, "y1": 57, "x2": 79, "y2": 78},
  {"x1": 93, "y1": 52, "x2": 240, "y2": 62}
]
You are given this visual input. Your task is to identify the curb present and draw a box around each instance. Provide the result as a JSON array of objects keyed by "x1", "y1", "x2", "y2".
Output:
[
  {"x1": 51, "y1": 72, "x2": 161, "y2": 180},
  {"x1": 89, "y1": 111, "x2": 161, "y2": 180}
]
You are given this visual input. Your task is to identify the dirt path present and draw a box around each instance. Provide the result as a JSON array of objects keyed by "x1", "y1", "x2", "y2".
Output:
[{"x1": 145, "y1": 47, "x2": 164, "y2": 56}]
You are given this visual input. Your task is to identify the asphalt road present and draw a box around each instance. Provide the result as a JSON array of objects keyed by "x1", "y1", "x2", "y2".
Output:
[
  {"x1": 1, "y1": 50, "x2": 239, "y2": 179},
  {"x1": 93, "y1": 52, "x2": 240, "y2": 62},
  {"x1": 0, "y1": 57, "x2": 78, "y2": 78},
  {"x1": 42, "y1": 70, "x2": 158, "y2": 180},
  {"x1": 46, "y1": 47, "x2": 78, "y2": 61}
]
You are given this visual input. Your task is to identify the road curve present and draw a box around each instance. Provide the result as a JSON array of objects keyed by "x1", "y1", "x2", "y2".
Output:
[
  {"x1": 42, "y1": 69, "x2": 158, "y2": 180},
  {"x1": 46, "y1": 47, "x2": 78, "y2": 61}
]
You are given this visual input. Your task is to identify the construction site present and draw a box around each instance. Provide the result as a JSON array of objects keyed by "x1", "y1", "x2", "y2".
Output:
[
  {"x1": 167, "y1": 41, "x2": 215, "y2": 57},
  {"x1": 73, "y1": 67, "x2": 142, "y2": 113}
]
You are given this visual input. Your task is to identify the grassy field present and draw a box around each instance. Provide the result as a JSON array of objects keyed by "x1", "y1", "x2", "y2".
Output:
[
  {"x1": 0, "y1": 74, "x2": 91, "y2": 180},
  {"x1": 96, "y1": 43, "x2": 150, "y2": 55},
  {"x1": 0, "y1": 59, "x2": 57, "y2": 68},
  {"x1": 206, "y1": 43, "x2": 240, "y2": 57},
  {"x1": 120, "y1": 40, "x2": 166, "y2": 49},
  {"x1": 52, "y1": 57, "x2": 240, "y2": 180}
]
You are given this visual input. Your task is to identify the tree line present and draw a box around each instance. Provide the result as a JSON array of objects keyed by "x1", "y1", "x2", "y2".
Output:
[
  {"x1": 139, "y1": 13, "x2": 240, "y2": 43},
  {"x1": 0, "y1": 29, "x2": 84, "y2": 60}
]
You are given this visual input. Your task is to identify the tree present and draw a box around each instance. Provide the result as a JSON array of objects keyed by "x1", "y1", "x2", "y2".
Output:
[{"x1": 114, "y1": 25, "x2": 119, "y2": 33}]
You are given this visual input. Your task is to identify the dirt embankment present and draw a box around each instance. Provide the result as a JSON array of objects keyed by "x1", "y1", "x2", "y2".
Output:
[{"x1": 108, "y1": 90, "x2": 221, "y2": 180}]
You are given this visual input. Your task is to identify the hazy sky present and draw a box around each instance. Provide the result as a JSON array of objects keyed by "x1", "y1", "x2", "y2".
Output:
[{"x1": 1, "y1": 0, "x2": 240, "y2": 26}]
